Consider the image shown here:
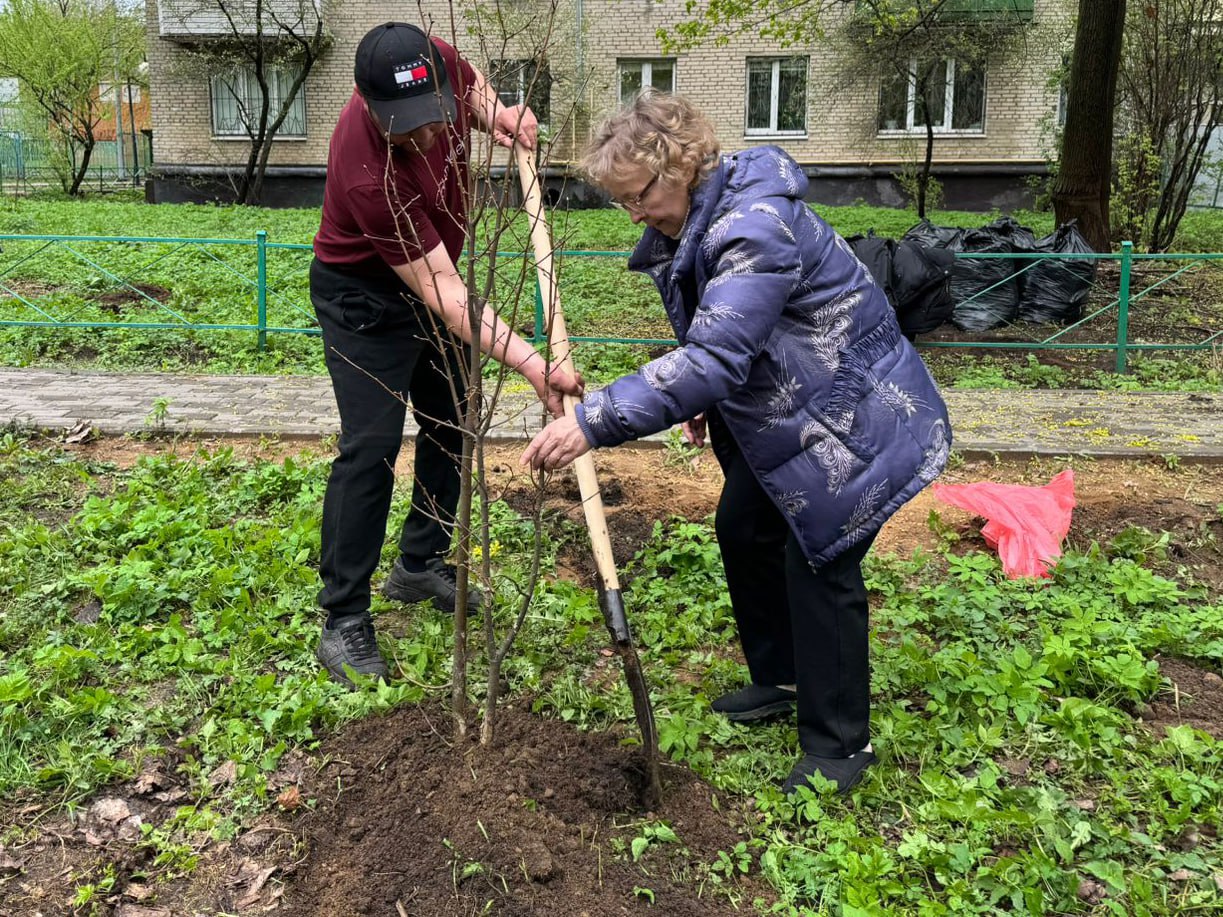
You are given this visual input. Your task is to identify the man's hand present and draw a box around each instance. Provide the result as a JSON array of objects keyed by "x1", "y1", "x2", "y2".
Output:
[
  {"x1": 492, "y1": 104, "x2": 538, "y2": 150},
  {"x1": 521, "y1": 415, "x2": 593, "y2": 472},
  {"x1": 681, "y1": 413, "x2": 707, "y2": 448},
  {"x1": 531, "y1": 364, "x2": 584, "y2": 418}
]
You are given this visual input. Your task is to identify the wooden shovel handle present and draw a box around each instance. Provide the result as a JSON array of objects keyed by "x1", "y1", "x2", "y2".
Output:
[{"x1": 515, "y1": 144, "x2": 621, "y2": 593}]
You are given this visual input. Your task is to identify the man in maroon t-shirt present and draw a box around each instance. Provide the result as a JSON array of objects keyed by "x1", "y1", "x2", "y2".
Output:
[{"x1": 312, "y1": 22, "x2": 580, "y2": 685}]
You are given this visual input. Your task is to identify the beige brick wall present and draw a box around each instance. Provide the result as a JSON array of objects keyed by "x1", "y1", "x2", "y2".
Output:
[
  {"x1": 581, "y1": 0, "x2": 1072, "y2": 167},
  {"x1": 148, "y1": 0, "x2": 1071, "y2": 172}
]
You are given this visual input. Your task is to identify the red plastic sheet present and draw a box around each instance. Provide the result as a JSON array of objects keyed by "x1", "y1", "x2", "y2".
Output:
[{"x1": 931, "y1": 469, "x2": 1076, "y2": 579}]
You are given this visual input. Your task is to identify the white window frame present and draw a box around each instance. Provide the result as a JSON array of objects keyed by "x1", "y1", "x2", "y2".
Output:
[
  {"x1": 745, "y1": 56, "x2": 808, "y2": 137},
  {"x1": 617, "y1": 58, "x2": 676, "y2": 103},
  {"x1": 99, "y1": 82, "x2": 142, "y2": 105},
  {"x1": 210, "y1": 65, "x2": 307, "y2": 141},
  {"x1": 877, "y1": 57, "x2": 986, "y2": 136}
]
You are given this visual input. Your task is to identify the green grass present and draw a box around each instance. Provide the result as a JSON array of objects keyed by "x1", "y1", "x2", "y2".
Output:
[
  {"x1": 2, "y1": 432, "x2": 1223, "y2": 913},
  {"x1": 0, "y1": 195, "x2": 1221, "y2": 387}
]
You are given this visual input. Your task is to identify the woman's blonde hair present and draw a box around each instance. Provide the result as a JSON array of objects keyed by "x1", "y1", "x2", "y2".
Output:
[{"x1": 581, "y1": 89, "x2": 720, "y2": 192}]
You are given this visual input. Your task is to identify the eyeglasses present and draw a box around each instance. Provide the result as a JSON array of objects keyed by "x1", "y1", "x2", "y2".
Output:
[{"x1": 609, "y1": 173, "x2": 659, "y2": 213}]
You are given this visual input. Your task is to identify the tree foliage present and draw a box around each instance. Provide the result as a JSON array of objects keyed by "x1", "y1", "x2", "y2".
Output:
[
  {"x1": 0, "y1": 0, "x2": 144, "y2": 195},
  {"x1": 1113, "y1": 0, "x2": 1223, "y2": 251}
]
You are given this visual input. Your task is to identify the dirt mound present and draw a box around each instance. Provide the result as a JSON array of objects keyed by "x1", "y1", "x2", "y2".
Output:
[
  {"x1": 1142, "y1": 656, "x2": 1223, "y2": 740},
  {"x1": 280, "y1": 703, "x2": 760, "y2": 917}
]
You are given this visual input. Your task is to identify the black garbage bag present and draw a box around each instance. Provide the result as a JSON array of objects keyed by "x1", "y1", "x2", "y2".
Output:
[
  {"x1": 847, "y1": 231, "x2": 895, "y2": 302},
  {"x1": 903, "y1": 219, "x2": 966, "y2": 250},
  {"x1": 848, "y1": 231, "x2": 955, "y2": 338},
  {"x1": 982, "y1": 215, "x2": 1038, "y2": 253},
  {"x1": 950, "y1": 227, "x2": 1021, "y2": 331},
  {"x1": 1018, "y1": 220, "x2": 1097, "y2": 324},
  {"x1": 890, "y1": 239, "x2": 955, "y2": 336},
  {"x1": 982, "y1": 215, "x2": 1037, "y2": 295}
]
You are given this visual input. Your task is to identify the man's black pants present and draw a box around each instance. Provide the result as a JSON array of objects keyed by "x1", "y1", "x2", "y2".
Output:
[
  {"x1": 311, "y1": 257, "x2": 468, "y2": 620},
  {"x1": 709, "y1": 410, "x2": 874, "y2": 758}
]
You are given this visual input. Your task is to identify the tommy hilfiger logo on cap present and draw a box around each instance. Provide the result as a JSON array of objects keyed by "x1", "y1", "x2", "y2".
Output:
[
  {"x1": 394, "y1": 60, "x2": 432, "y2": 87},
  {"x1": 354, "y1": 22, "x2": 457, "y2": 133}
]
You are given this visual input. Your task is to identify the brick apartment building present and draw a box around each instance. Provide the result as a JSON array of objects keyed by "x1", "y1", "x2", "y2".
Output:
[{"x1": 145, "y1": 0, "x2": 1070, "y2": 210}]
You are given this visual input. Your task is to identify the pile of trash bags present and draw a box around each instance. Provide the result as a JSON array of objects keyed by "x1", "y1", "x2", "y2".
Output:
[{"x1": 849, "y1": 216, "x2": 1097, "y2": 335}]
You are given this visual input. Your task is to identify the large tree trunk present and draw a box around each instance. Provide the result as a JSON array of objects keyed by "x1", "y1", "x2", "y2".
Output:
[{"x1": 1052, "y1": 0, "x2": 1127, "y2": 251}]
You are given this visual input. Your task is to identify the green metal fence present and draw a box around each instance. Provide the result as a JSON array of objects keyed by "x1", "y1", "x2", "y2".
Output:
[
  {"x1": 0, "y1": 232, "x2": 1220, "y2": 374},
  {"x1": 923, "y1": 243, "x2": 1223, "y2": 373},
  {"x1": 0, "y1": 134, "x2": 153, "y2": 195}
]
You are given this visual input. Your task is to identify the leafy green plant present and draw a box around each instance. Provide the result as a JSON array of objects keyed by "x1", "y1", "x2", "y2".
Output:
[
  {"x1": 710, "y1": 841, "x2": 752, "y2": 879},
  {"x1": 71, "y1": 863, "x2": 117, "y2": 914},
  {"x1": 3, "y1": 434, "x2": 1223, "y2": 915},
  {"x1": 629, "y1": 820, "x2": 680, "y2": 862},
  {"x1": 143, "y1": 396, "x2": 171, "y2": 432},
  {"x1": 661, "y1": 426, "x2": 703, "y2": 473}
]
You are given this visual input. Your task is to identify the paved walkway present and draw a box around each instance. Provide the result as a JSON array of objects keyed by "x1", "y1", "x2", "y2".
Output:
[{"x1": 2, "y1": 368, "x2": 1222, "y2": 460}]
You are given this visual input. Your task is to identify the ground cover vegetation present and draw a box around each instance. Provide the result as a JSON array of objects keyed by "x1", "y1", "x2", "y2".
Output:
[
  {"x1": 2, "y1": 432, "x2": 1223, "y2": 913},
  {"x1": 0, "y1": 197, "x2": 1221, "y2": 390}
]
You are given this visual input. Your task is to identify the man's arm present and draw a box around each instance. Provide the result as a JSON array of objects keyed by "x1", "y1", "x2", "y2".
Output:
[
  {"x1": 466, "y1": 65, "x2": 538, "y2": 150},
  {"x1": 393, "y1": 240, "x2": 577, "y2": 415}
]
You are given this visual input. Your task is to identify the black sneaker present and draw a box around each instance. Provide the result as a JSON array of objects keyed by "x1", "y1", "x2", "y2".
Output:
[
  {"x1": 710, "y1": 684, "x2": 797, "y2": 722},
  {"x1": 381, "y1": 557, "x2": 481, "y2": 614},
  {"x1": 316, "y1": 614, "x2": 389, "y2": 686},
  {"x1": 783, "y1": 749, "x2": 877, "y2": 796}
]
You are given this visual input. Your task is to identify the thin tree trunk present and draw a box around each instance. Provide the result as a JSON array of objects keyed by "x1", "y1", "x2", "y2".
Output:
[
  {"x1": 452, "y1": 430, "x2": 473, "y2": 738},
  {"x1": 919, "y1": 116, "x2": 935, "y2": 219},
  {"x1": 252, "y1": 134, "x2": 274, "y2": 204},
  {"x1": 69, "y1": 137, "x2": 95, "y2": 196},
  {"x1": 1052, "y1": 0, "x2": 1127, "y2": 251},
  {"x1": 239, "y1": 138, "x2": 260, "y2": 204}
]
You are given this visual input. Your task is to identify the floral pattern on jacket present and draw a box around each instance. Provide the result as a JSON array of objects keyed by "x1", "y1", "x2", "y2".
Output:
[{"x1": 574, "y1": 146, "x2": 951, "y2": 567}]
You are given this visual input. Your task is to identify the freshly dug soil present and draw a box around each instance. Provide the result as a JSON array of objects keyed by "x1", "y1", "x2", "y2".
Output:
[{"x1": 278, "y1": 703, "x2": 758, "y2": 917}]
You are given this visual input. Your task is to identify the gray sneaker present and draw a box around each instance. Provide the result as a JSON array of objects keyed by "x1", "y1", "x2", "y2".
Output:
[
  {"x1": 381, "y1": 557, "x2": 481, "y2": 614},
  {"x1": 316, "y1": 614, "x2": 389, "y2": 686}
]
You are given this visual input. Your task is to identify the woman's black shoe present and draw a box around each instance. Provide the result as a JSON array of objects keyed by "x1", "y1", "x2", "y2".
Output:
[
  {"x1": 783, "y1": 749, "x2": 876, "y2": 796},
  {"x1": 710, "y1": 683, "x2": 797, "y2": 722}
]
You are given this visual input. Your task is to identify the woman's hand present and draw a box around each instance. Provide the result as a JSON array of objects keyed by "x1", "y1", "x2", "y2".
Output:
[
  {"x1": 521, "y1": 415, "x2": 593, "y2": 472},
  {"x1": 681, "y1": 413, "x2": 706, "y2": 448}
]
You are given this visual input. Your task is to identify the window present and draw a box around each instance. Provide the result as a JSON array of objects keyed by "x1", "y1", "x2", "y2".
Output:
[
  {"x1": 618, "y1": 58, "x2": 675, "y2": 103},
  {"x1": 490, "y1": 58, "x2": 551, "y2": 124},
  {"x1": 210, "y1": 66, "x2": 306, "y2": 138},
  {"x1": 878, "y1": 58, "x2": 985, "y2": 133},
  {"x1": 746, "y1": 57, "x2": 808, "y2": 135},
  {"x1": 99, "y1": 83, "x2": 142, "y2": 105}
]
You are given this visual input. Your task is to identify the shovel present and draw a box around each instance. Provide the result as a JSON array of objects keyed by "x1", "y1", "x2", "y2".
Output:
[{"x1": 514, "y1": 144, "x2": 661, "y2": 807}]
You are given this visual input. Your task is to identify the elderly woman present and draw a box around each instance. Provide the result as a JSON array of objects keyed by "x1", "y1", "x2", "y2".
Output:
[{"x1": 522, "y1": 90, "x2": 950, "y2": 795}]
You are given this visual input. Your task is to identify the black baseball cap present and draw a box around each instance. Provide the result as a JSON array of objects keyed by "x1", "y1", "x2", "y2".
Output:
[{"x1": 354, "y1": 22, "x2": 456, "y2": 134}]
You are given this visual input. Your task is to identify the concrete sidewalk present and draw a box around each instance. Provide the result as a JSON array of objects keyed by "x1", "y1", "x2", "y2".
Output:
[{"x1": 2, "y1": 368, "x2": 1222, "y2": 461}]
